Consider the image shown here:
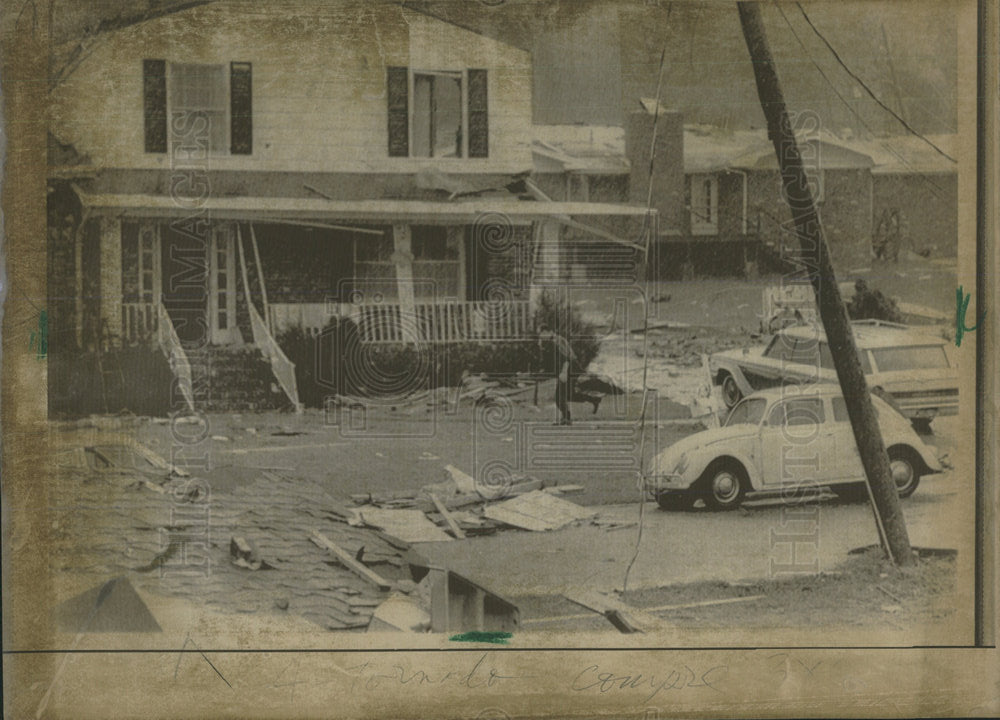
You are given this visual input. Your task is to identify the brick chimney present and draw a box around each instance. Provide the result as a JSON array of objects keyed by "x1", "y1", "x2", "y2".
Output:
[{"x1": 625, "y1": 101, "x2": 684, "y2": 235}]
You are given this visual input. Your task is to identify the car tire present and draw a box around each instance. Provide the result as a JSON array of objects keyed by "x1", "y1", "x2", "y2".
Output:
[
  {"x1": 887, "y1": 446, "x2": 921, "y2": 498},
  {"x1": 699, "y1": 460, "x2": 747, "y2": 510},
  {"x1": 656, "y1": 492, "x2": 694, "y2": 511},
  {"x1": 720, "y1": 373, "x2": 743, "y2": 409}
]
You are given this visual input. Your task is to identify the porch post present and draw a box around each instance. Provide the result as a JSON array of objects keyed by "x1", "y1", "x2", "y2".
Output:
[
  {"x1": 98, "y1": 215, "x2": 123, "y2": 347},
  {"x1": 392, "y1": 223, "x2": 416, "y2": 319},
  {"x1": 530, "y1": 218, "x2": 561, "y2": 309}
]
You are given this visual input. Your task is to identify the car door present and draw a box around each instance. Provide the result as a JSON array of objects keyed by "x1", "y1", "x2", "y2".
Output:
[
  {"x1": 758, "y1": 397, "x2": 837, "y2": 487},
  {"x1": 829, "y1": 396, "x2": 866, "y2": 481}
]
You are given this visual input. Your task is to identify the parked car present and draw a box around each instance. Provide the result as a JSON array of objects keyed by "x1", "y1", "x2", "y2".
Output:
[
  {"x1": 645, "y1": 385, "x2": 943, "y2": 511},
  {"x1": 709, "y1": 320, "x2": 958, "y2": 429}
]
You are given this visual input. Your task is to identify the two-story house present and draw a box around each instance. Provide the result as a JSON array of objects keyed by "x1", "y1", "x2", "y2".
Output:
[{"x1": 46, "y1": 2, "x2": 656, "y2": 416}]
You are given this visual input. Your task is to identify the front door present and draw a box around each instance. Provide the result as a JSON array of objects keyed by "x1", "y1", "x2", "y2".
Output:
[{"x1": 209, "y1": 225, "x2": 239, "y2": 344}]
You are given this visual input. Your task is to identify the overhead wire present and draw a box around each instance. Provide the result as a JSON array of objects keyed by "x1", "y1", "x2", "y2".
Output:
[
  {"x1": 795, "y1": 2, "x2": 957, "y2": 163},
  {"x1": 621, "y1": 45, "x2": 668, "y2": 595},
  {"x1": 773, "y1": 2, "x2": 951, "y2": 200}
]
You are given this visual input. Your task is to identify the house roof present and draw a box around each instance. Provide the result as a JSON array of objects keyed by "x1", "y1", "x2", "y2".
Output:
[
  {"x1": 532, "y1": 125, "x2": 630, "y2": 175},
  {"x1": 684, "y1": 125, "x2": 877, "y2": 173},
  {"x1": 684, "y1": 124, "x2": 957, "y2": 175},
  {"x1": 74, "y1": 187, "x2": 654, "y2": 224}
]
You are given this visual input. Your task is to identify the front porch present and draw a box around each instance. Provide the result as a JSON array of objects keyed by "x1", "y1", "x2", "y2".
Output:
[{"x1": 62, "y1": 189, "x2": 654, "y2": 413}]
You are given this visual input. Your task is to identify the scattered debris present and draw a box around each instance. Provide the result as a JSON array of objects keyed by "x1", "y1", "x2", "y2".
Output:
[
  {"x1": 483, "y1": 490, "x2": 595, "y2": 532},
  {"x1": 230, "y1": 535, "x2": 273, "y2": 570},
  {"x1": 357, "y1": 508, "x2": 454, "y2": 543},
  {"x1": 444, "y1": 464, "x2": 476, "y2": 494},
  {"x1": 56, "y1": 577, "x2": 161, "y2": 633},
  {"x1": 409, "y1": 563, "x2": 519, "y2": 633},
  {"x1": 563, "y1": 591, "x2": 665, "y2": 634},
  {"x1": 428, "y1": 494, "x2": 466, "y2": 539},
  {"x1": 368, "y1": 594, "x2": 432, "y2": 632},
  {"x1": 211, "y1": 435, "x2": 231, "y2": 442},
  {"x1": 309, "y1": 530, "x2": 393, "y2": 591},
  {"x1": 543, "y1": 484, "x2": 585, "y2": 495}
]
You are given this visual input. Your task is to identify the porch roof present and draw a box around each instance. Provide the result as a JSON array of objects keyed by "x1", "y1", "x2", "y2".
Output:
[{"x1": 74, "y1": 188, "x2": 654, "y2": 224}]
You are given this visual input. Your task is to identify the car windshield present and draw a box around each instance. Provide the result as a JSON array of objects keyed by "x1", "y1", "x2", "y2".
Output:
[
  {"x1": 872, "y1": 345, "x2": 950, "y2": 371},
  {"x1": 725, "y1": 397, "x2": 768, "y2": 426}
]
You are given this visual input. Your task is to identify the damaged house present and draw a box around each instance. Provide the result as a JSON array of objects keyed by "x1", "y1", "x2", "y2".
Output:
[{"x1": 47, "y1": 2, "x2": 660, "y2": 417}]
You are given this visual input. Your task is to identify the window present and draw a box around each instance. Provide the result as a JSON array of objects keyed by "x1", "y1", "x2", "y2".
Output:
[
  {"x1": 412, "y1": 226, "x2": 461, "y2": 298},
  {"x1": 413, "y1": 72, "x2": 463, "y2": 158},
  {"x1": 768, "y1": 398, "x2": 825, "y2": 426},
  {"x1": 143, "y1": 59, "x2": 252, "y2": 155},
  {"x1": 387, "y1": 67, "x2": 488, "y2": 158},
  {"x1": 725, "y1": 397, "x2": 768, "y2": 426},
  {"x1": 872, "y1": 345, "x2": 950, "y2": 372},
  {"x1": 788, "y1": 337, "x2": 820, "y2": 366},
  {"x1": 690, "y1": 173, "x2": 718, "y2": 235},
  {"x1": 820, "y1": 341, "x2": 873, "y2": 372}
]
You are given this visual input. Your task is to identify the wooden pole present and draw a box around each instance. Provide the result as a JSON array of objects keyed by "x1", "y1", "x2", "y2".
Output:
[{"x1": 736, "y1": 2, "x2": 913, "y2": 565}]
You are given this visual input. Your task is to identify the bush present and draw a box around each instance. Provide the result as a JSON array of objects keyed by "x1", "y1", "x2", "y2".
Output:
[
  {"x1": 276, "y1": 295, "x2": 603, "y2": 407},
  {"x1": 531, "y1": 290, "x2": 601, "y2": 373},
  {"x1": 846, "y1": 280, "x2": 904, "y2": 324}
]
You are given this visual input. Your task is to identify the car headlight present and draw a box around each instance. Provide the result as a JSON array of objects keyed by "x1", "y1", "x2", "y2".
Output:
[{"x1": 672, "y1": 453, "x2": 689, "y2": 476}]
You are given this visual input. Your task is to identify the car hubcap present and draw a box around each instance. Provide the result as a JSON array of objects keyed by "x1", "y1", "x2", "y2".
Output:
[
  {"x1": 890, "y1": 459, "x2": 913, "y2": 489},
  {"x1": 713, "y1": 472, "x2": 739, "y2": 501}
]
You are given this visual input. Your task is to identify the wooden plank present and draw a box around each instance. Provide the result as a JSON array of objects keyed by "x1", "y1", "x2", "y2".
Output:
[
  {"x1": 309, "y1": 530, "x2": 392, "y2": 591},
  {"x1": 428, "y1": 493, "x2": 466, "y2": 539},
  {"x1": 563, "y1": 591, "x2": 664, "y2": 634}
]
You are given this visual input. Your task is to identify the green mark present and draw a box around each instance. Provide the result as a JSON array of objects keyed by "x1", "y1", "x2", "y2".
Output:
[
  {"x1": 29, "y1": 309, "x2": 48, "y2": 360},
  {"x1": 955, "y1": 286, "x2": 984, "y2": 347},
  {"x1": 448, "y1": 631, "x2": 512, "y2": 645}
]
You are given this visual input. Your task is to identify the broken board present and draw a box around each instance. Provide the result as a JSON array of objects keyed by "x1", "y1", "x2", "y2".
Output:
[
  {"x1": 483, "y1": 490, "x2": 595, "y2": 531},
  {"x1": 359, "y1": 508, "x2": 453, "y2": 543}
]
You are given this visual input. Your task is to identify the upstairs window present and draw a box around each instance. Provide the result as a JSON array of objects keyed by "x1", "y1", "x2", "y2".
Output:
[
  {"x1": 690, "y1": 173, "x2": 718, "y2": 235},
  {"x1": 387, "y1": 67, "x2": 488, "y2": 159},
  {"x1": 144, "y1": 59, "x2": 252, "y2": 155}
]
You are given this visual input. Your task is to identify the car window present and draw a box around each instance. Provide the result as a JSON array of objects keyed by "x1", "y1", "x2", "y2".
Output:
[
  {"x1": 763, "y1": 335, "x2": 794, "y2": 360},
  {"x1": 819, "y1": 342, "x2": 872, "y2": 372},
  {"x1": 726, "y1": 397, "x2": 768, "y2": 426},
  {"x1": 872, "y1": 345, "x2": 950, "y2": 371},
  {"x1": 788, "y1": 338, "x2": 820, "y2": 366},
  {"x1": 768, "y1": 398, "x2": 825, "y2": 426}
]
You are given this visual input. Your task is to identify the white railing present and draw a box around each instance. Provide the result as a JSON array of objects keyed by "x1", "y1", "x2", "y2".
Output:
[
  {"x1": 156, "y1": 302, "x2": 195, "y2": 413},
  {"x1": 123, "y1": 301, "x2": 157, "y2": 344},
  {"x1": 354, "y1": 300, "x2": 533, "y2": 343},
  {"x1": 249, "y1": 302, "x2": 302, "y2": 413}
]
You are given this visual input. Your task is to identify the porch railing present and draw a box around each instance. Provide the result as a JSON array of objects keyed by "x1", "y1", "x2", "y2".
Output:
[
  {"x1": 354, "y1": 300, "x2": 534, "y2": 343},
  {"x1": 249, "y1": 303, "x2": 302, "y2": 413},
  {"x1": 156, "y1": 302, "x2": 195, "y2": 413},
  {"x1": 123, "y1": 301, "x2": 157, "y2": 345}
]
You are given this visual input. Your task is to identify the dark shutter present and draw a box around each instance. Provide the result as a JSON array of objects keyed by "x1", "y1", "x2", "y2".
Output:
[
  {"x1": 230, "y1": 62, "x2": 253, "y2": 155},
  {"x1": 467, "y1": 69, "x2": 488, "y2": 158},
  {"x1": 387, "y1": 66, "x2": 409, "y2": 157},
  {"x1": 143, "y1": 59, "x2": 167, "y2": 153}
]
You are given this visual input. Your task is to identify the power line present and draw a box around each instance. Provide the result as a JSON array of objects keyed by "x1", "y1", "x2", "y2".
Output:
[
  {"x1": 774, "y1": 3, "x2": 949, "y2": 199},
  {"x1": 795, "y1": 2, "x2": 957, "y2": 163}
]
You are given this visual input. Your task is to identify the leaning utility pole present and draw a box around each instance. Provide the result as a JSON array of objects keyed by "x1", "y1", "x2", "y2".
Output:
[{"x1": 736, "y1": 3, "x2": 914, "y2": 565}]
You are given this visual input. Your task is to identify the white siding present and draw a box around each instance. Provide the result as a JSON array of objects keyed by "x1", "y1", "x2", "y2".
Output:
[{"x1": 49, "y1": 3, "x2": 533, "y2": 174}]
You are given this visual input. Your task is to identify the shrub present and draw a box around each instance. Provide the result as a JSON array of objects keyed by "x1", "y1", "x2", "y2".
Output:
[
  {"x1": 532, "y1": 290, "x2": 601, "y2": 373},
  {"x1": 846, "y1": 280, "x2": 904, "y2": 324}
]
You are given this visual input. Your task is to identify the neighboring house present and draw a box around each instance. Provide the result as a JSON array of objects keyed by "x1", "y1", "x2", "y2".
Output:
[
  {"x1": 676, "y1": 125, "x2": 958, "y2": 279},
  {"x1": 46, "y1": 2, "x2": 654, "y2": 416}
]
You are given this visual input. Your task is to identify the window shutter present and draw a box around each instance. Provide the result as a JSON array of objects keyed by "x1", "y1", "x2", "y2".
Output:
[
  {"x1": 230, "y1": 62, "x2": 253, "y2": 155},
  {"x1": 387, "y1": 66, "x2": 409, "y2": 157},
  {"x1": 467, "y1": 69, "x2": 488, "y2": 158},
  {"x1": 143, "y1": 59, "x2": 167, "y2": 153}
]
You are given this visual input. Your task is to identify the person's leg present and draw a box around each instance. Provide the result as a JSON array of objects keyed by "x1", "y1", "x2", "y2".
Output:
[{"x1": 556, "y1": 380, "x2": 571, "y2": 425}]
